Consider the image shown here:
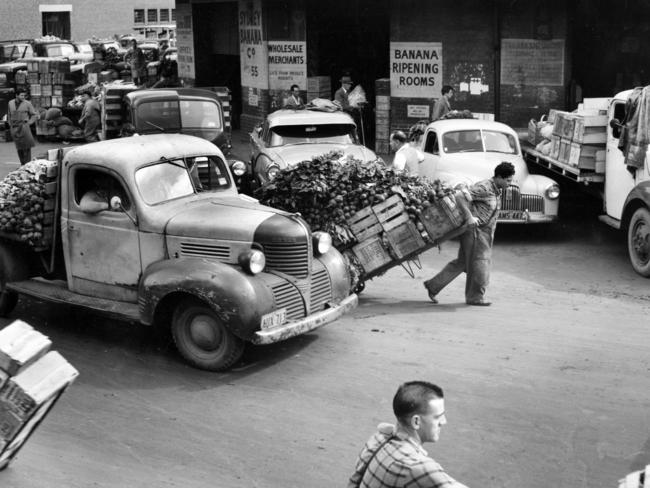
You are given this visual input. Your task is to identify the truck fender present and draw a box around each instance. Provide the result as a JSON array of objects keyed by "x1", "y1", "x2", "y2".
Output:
[
  {"x1": 139, "y1": 258, "x2": 275, "y2": 340},
  {"x1": 621, "y1": 182, "x2": 650, "y2": 230}
]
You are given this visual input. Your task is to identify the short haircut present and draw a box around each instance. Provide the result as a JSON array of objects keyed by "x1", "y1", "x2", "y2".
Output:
[
  {"x1": 290, "y1": 84, "x2": 299, "y2": 91},
  {"x1": 390, "y1": 130, "x2": 407, "y2": 143},
  {"x1": 16, "y1": 87, "x2": 27, "y2": 96},
  {"x1": 494, "y1": 161, "x2": 516, "y2": 178},
  {"x1": 393, "y1": 381, "x2": 444, "y2": 424},
  {"x1": 441, "y1": 85, "x2": 454, "y2": 95}
]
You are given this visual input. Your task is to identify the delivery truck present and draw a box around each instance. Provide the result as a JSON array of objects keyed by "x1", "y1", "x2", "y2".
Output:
[
  {"x1": 523, "y1": 88, "x2": 650, "y2": 277},
  {"x1": 0, "y1": 134, "x2": 357, "y2": 371}
]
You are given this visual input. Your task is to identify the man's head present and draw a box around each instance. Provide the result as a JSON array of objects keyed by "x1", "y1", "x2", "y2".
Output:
[
  {"x1": 389, "y1": 130, "x2": 407, "y2": 152},
  {"x1": 15, "y1": 87, "x2": 27, "y2": 101},
  {"x1": 340, "y1": 75, "x2": 353, "y2": 89},
  {"x1": 441, "y1": 85, "x2": 454, "y2": 100},
  {"x1": 131, "y1": 39, "x2": 138, "y2": 48},
  {"x1": 393, "y1": 381, "x2": 446, "y2": 443},
  {"x1": 493, "y1": 161, "x2": 516, "y2": 190},
  {"x1": 290, "y1": 84, "x2": 300, "y2": 95}
]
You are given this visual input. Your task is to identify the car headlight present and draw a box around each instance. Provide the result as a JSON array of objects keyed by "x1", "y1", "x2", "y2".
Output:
[
  {"x1": 229, "y1": 160, "x2": 247, "y2": 177},
  {"x1": 267, "y1": 165, "x2": 280, "y2": 180},
  {"x1": 312, "y1": 231, "x2": 332, "y2": 255},
  {"x1": 545, "y1": 184, "x2": 560, "y2": 200},
  {"x1": 238, "y1": 249, "x2": 266, "y2": 275}
]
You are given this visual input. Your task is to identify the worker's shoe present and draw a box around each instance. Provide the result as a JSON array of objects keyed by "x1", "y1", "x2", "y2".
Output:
[
  {"x1": 466, "y1": 299, "x2": 491, "y2": 306},
  {"x1": 423, "y1": 281, "x2": 438, "y2": 304}
]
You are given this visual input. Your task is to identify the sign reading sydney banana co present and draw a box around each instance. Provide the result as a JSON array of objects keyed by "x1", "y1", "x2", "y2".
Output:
[
  {"x1": 268, "y1": 41, "x2": 307, "y2": 90},
  {"x1": 390, "y1": 42, "x2": 442, "y2": 98},
  {"x1": 239, "y1": 0, "x2": 268, "y2": 89}
]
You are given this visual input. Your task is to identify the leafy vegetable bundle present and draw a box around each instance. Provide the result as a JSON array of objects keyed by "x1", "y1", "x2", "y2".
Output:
[{"x1": 255, "y1": 151, "x2": 456, "y2": 248}]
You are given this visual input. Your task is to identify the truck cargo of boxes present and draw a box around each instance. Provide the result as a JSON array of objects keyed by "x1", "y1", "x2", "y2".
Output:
[
  {"x1": 100, "y1": 83, "x2": 137, "y2": 139},
  {"x1": 572, "y1": 114, "x2": 607, "y2": 144},
  {"x1": 552, "y1": 112, "x2": 577, "y2": 140},
  {"x1": 568, "y1": 143, "x2": 600, "y2": 170}
]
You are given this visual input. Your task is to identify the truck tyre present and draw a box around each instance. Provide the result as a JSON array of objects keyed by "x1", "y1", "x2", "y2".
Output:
[
  {"x1": 172, "y1": 298, "x2": 245, "y2": 371},
  {"x1": 627, "y1": 207, "x2": 650, "y2": 277}
]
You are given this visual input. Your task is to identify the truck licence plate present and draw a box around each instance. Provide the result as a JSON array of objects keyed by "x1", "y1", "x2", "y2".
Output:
[
  {"x1": 499, "y1": 210, "x2": 527, "y2": 220},
  {"x1": 261, "y1": 308, "x2": 287, "y2": 330}
]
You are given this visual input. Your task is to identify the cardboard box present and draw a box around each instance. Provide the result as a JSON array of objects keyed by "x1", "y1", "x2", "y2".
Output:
[
  {"x1": 0, "y1": 321, "x2": 51, "y2": 376},
  {"x1": 582, "y1": 97, "x2": 611, "y2": 112},
  {"x1": 572, "y1": 115, "x2": 608, "y2": 144},
  {"x1": 558, "y1": 138, "x2": 573, "y2": 164},
  {"x1": 550, "y1": 135, "x2": 561, "y2": 160},
  {"x1": 568, "y1": 143, "x2": 599, "y2": 169}
]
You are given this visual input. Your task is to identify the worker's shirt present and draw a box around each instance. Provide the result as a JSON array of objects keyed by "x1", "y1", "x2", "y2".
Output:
[
  {"x1": 393, "y1": 144, "x2": 424, "y2": 174},
  {"x1": 468, "y1": 178, "x2": 501, "y2": 228},
  {"x1": 347, "y1": 424, "x2": 463, "y2": 488}
]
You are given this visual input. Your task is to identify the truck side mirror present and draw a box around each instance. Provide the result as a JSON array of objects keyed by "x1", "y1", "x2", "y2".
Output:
[
  {"x1": 610, "y1": 118, "x2": 622, "y2": 139},
  {"x1": 110, "y1": 196, "x2": 123, "y2": 211}
]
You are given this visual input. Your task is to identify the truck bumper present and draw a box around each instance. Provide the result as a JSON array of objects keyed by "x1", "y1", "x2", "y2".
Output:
[{"x1": 251, "y1": 293, "x2": 358, "y2": 345}]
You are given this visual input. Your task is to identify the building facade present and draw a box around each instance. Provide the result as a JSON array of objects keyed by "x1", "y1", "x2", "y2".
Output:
[{"x1": 0, "y1": 0, "x2": 175, "y2": 42}]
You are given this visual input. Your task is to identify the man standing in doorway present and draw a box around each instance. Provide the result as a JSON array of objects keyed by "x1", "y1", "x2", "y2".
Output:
[
  {"x1": 7, "y1": 88, "x2": 38, "y2": 165},
  {"x1": 334, "y1": 75, "x2": 353, "y2": 111},
  {"x1": 431, "y1": 85, "x2": 454, "y2": 121},
  {"x1": 424, "y1": 162, "x2": 516, "y2": 306}
]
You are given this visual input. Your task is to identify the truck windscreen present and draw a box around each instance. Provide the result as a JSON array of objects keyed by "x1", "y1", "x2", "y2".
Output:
[{"x1": 179, "y1": 100, "x2": 222, "y2": 130}]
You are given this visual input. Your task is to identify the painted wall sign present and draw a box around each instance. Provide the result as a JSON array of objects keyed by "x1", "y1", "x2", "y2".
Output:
[
  {"x1": 239, "y1": 0, "x2": 268, "y2": 89},
  {"x1": 407, "y1": 105, "x2": 430, "y2": 119},
  {"x1": 500, "y1": 39, "x2": 565, "y2": 86},
  {"x1": 268, "y1": 41, "x2": 307, "y2": 90},
  {"x1": 175, "y1": 3, "x2": 195, "y2": 80},
  {"x1": 390, "y1": 42, "x2": 442, "y2": 98}
]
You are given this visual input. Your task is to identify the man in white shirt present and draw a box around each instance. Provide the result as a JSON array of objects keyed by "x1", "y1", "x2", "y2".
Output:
[{"x1": 389, "y1": 130, "x2": 424, "y2": 175}]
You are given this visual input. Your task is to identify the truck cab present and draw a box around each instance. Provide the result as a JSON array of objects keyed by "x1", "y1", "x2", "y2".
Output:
[{"x1": 0, "y1": 134, "x2": 357, "y2": 371}]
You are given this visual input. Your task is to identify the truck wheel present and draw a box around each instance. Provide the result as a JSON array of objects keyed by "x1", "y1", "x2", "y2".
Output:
[
  {"x1": 172, "y1": 299, "x2": 245, "y2": 371},
  {"x1": 627, "y1": 207, "x2": 650, "y2": 277}
]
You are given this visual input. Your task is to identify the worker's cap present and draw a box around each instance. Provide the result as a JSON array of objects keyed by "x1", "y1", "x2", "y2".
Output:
[{"x1": 340, "y1": 75, "x2": 353, "y2": 84}]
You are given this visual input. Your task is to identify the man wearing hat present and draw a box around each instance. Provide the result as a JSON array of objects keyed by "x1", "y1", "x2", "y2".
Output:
[{"x1": 334, "y1": 75, "x2": 353, "y2": 110}]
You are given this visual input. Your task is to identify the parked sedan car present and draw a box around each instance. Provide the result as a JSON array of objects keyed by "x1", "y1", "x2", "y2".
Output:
[
  {"x1": 250, "y1": 108, "x2": 380, "y2": 187},
  {"x1": 416, "y1": 119, "x2": 560, "y2": 223}
]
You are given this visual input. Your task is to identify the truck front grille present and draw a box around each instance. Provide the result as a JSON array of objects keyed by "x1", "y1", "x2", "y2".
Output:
[
  {"x1": 271, "y1": 281, "x2": 305, "y2": 320},
  {"x1": 264, "y1": 242, "x2": 310, "y2": 278},
  {"x1": 501, "y1": 185, "x2": 544, "y2": 212},
  {"x1": 310, "y1": 266, "x2": 332, "y2": 312}
]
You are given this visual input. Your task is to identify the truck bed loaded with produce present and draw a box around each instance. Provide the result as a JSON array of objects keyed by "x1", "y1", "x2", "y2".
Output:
[
  {"x1": 0, "y1": 134, "x2": 357, "y2": 371},
  {"x1": 256, "y1": 151, "x2": 471, "y2": 291}
]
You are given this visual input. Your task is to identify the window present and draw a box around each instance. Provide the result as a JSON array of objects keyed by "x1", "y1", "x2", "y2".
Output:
[
  {"x1": 135, "y1": 160, "x2": 194, "y2": 205},
  {"x1": 171, "y1": 9, "x2": 176, "y2": 21},
  {"x1": 160, "y1": 9, "x2": 169, "y2": 22},
  {"x1": 424, "y1": 132, "x2": 439, "y2": 154},
  {"x1": 269, "y1": 124, "x2": 356, "y2": 146},
  {"x1": 147, "y1": 9, "x2": 157, "y2": 23},
  {"x1": 179, "y1": 100, "x2": 222, "y2": 130},
  {"x1": 134, "y1": 9, "x2": 144, "y2": 23},
  {"x1": 75, "y1": 169, "x2": 131, "y2": 211}
]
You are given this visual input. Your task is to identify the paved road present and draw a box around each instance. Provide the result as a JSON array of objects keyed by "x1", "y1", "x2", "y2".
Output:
[{"x1": 0, "y1": 138, "x2": 648, "y2": 488}]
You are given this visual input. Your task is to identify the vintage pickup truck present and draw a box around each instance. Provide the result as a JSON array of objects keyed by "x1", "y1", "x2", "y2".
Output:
[{"x1": 0, "y1": 134, "x2": 357, "y2": 371}]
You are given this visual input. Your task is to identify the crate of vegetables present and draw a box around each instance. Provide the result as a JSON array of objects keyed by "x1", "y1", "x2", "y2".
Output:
[
  {"x1": 419, "y1": 192, "x2": 466, "y2": 242},
  {"x1": 372, "y1": 195, "x2": 425, "y2": 259}
]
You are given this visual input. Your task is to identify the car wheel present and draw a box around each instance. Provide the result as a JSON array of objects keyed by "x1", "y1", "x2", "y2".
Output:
[
  {"x1": 627, "y1": 207, "x2": 650, "y2": 277},
  {"x1": 172, "y1": 298, "x2": 245, "y2": 371}
]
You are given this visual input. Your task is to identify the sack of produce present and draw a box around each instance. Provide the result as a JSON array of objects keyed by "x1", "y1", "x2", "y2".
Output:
[{"x1": 0, "y1": 160, "x2": 57, "y2": 247}]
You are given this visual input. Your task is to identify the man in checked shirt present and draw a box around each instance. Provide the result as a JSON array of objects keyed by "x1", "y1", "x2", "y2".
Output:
[
  {"x1": 347, "y1": 381, "x2": 468, "y2": 488},
  {"x1": 423, "y1": 162, "x2": 516, "y2": 306}
]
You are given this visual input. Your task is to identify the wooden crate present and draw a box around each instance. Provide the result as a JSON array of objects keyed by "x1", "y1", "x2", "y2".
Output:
[
  {"x1": 373, "y1": 195, "x2": 425, "y2": 258},
  {"x1": 419, "y1": 194, "x2": 465, "y2": 242},
  {"x1": 572, "y1": 115, "x2": 607, "y2": 144},
  {"x1": 348, "y1": 206, "x2": 382, "y2": 242},
  {"x1": 351, "y1": 235, "x2": 392, "y2": 274}
]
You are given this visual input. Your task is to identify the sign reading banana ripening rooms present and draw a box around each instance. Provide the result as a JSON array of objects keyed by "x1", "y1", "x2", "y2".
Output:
[{"x1": 390, "y1": 42, "x2": 443, "y2": 98}]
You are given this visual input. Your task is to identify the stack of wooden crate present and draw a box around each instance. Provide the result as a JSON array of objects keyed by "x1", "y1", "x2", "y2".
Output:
[
  {"x1": 307, "y1": 76, "x2": 331, "y2": 103},
  {"x1": 0, "y1": 320, "x2": 79, "y2": 470},
  {"x1": 100, "y1": 82, "x2": 137, "y2": 139},
  {"x1": 26, "y1": 58, "x2": 75, "y2": 111},
  {"x1": 375, "y1": 78, "x2": 391, "y2": 154},
  {"x1": 548, "y1": 97, "x2": 609, "y2": 173}
]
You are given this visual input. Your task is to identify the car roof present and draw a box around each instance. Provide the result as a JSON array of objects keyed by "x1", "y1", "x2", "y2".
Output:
[
  {"x1": 428, "y1": 118, "x2": 517, "y2": 134},
  {"x1": 267, "y1": 108, "x2": 355, "y2": 127},
  {"x1": 64, "y1": 134, "x2": 221, "y2": 171}
]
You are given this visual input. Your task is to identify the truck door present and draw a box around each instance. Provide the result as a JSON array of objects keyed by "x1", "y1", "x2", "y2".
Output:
[
  {"x1": 64, "y1": 167, "x2": 141, "y2": 302},
  {"x1": 606, "y1": 100, "x2": 635, "y2": 220}
]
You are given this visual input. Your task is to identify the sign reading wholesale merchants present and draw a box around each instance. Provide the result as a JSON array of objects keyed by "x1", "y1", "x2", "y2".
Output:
[
  {"x1": 268, "y1": 41, "x2": 307, "y2": 90},
  {"x1": 239, "y1": 0, "x2": 268, "y2": 89},
  {"x1": 175, "y1": 3, "x2": 195, "y2": 80},
  {"x1": 390, "y1": 42, "x2": 442, "y2": 98}
]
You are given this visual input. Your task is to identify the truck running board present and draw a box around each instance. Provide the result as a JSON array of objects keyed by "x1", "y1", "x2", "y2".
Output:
[
  {"x1": 598, "y1": 214, "x2": 621, "y2": 230},
  {"x1": 7, "y1": 279, "x2": 141, "y2": 323}
]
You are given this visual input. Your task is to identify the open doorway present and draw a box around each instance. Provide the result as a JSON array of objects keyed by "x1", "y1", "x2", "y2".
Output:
[{"x1": 42, "y1": 11, "x2": 70, "y2": 39}]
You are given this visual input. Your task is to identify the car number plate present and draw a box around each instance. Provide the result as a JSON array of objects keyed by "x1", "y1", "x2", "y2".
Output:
[
  {"x1": 499, "y1": 210, "x2": 526, "y2": 220},
  {"x1": 261, "y1": 308, "x2": 287, "y2": 330}
]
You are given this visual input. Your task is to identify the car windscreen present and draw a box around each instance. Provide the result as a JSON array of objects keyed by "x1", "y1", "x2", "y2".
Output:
[
  {"x1": 135, "y1": 159, "x2": 195, "y2": 204},
  {"x1": 135, "y1": 100, "x2": 181, "y2": 132},
  {"x1": 44, "y1": 43, "x2": 76, "y2": 57},
  {"x1": 180, "y1": 100, "x2": 222, "y2": 130},
  {"x1": 442, "y1": 129, "x2": 517, "y2": 154},
  {"x1": 269, "y1": 123, "x2": 356, "y2": 146}
]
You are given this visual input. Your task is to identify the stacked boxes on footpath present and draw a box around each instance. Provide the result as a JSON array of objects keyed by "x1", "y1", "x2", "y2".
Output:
[
  {"x1": 375, "y1": 78, "x2": 391, "y2": 155},
  {"x1": 0, "y1": 320, "x2": 78, "y2": 468},
  {"x1": 549, "y1": 97, "x2": 609, "y2": 174},
  {"x1": 26, "y1": 58, "x2": 76, "y2": 111}
]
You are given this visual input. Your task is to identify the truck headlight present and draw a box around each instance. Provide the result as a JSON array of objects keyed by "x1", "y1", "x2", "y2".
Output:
[
  {"x1": 545, "y1": 184, "x2": 560, "y2": 200},
  {"x1": 230, "y1": 160, "x2": 247, "y2": 177},
  {"x1": 312, "y1": 231, "x2": 332, "y2": 255},
  {"x1": 238, "y1": 249, "x2": 265, "y2": 275},
  {"x1": 267, "y1": 165, "x2": 280, "y2": 180}
]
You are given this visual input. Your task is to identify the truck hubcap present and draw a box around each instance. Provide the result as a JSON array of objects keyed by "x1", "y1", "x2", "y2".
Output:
[
  {"x1": 188, "y1": 314, "x2": 222, "y2": 351},
  {"x1": 633, "y1": 222, "x2": 650, "y2": 263}
]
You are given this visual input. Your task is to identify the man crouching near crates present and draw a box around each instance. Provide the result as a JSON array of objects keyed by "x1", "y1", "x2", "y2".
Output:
[
  {"x1": 424, "y1": 162, "x2": 515, "y2": 306},
  {"x1": 347, "y1": 381, "x2": 469, "y2": 488}
]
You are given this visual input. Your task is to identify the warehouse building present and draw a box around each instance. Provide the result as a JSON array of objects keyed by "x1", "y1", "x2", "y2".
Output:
[{"x1": 175, "y1": 0, "x2": 650, "y2": 153}]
